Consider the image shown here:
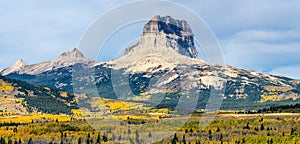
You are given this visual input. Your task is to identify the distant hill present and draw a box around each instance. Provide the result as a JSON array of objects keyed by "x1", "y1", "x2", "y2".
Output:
[{"x1": 256, "y1": 103, "x2": 300, "y2": 113}]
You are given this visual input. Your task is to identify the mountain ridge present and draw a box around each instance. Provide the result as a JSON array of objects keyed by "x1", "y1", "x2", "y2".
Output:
[
  {"x1": 1, "y1": 15, "x2": 300, "y2": 111},
  {"x1": 1, "y1": 48, "x2": 96, "y2": 75}
]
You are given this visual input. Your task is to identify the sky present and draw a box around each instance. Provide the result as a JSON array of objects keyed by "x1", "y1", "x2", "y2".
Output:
[{"x1": 0, "y1": 0, "x2": 299, "y2": 79}]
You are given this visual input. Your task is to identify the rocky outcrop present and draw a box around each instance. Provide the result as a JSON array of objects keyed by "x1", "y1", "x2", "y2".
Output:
[
  {"x1": 125, "y1": 15, "x2": 198, "y2": 58},
  {"x1": 0, "y1": 59, "x2": 28, "y2": 75},
  {"x1": 105, "y1": 16, "x2": 202, "y2": 73},
  {"x1": 58, "y1": 48, "x2": 85, "y2": 60}
]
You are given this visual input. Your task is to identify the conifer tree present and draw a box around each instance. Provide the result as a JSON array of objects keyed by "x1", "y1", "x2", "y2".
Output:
[
  {"x1": 172, "y1": 133, "x2": 179, "y2": 144},
  {"x1": 260, "y1": 123, "x2": 264, "y2": 131},
  {"x1": 96, "y1": 133, "x2": 101, "y2": 144},
  {"x1": 182, "y1": 135, "x2": 186, "y2": 144},
  {"x1": 77, "y1": 137, "x2": 82, "y2": 144}
]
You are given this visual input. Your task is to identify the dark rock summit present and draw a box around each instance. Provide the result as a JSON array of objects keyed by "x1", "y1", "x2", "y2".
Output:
[{"x1": 126, "y1": 15, "x2": 198, "y2": 58}]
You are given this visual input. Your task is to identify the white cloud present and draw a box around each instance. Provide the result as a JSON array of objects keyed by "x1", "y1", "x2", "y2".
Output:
[
  {"x1": 171, "y1": 0, "x2": 300, "y2": 78},
  {"x1": 220, "y1": 29, "x2": 300, "y2": 72},
  {"x1": 224, "y1": 40, "x2": 300, "y2": 55},
  {"x1": 178, "y1": 0, "x2": 300, "y2": 36},
  {"x1": 232, "y1": 30, "x2": 300, "y2": 43}
]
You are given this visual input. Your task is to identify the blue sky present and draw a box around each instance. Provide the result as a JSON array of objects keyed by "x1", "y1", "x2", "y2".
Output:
[{"x1": 0, "y1": 0, "x2": 300, "y2": 79}]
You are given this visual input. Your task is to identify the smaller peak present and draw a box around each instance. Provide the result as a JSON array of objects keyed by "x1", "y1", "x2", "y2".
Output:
[
  {"x1": 151, "y1": 15, "x2": 161, "y2": 20},
  {"x1": 58, "y1": 48, "x2": 85, "y2": 59},
  {"x1": 71, "y1": 48, "x2": 80, "y2": 53},
  {"x1": 0, "y1": 59, "x2": 27, "y2": 75},
  {"x1": 70, "y1": 48, "x2": 85, "y2": 58},
  {"x1": 16, "y1": 58, "x2": 25, "y2": 63},
  {"x1": 14, "y1": 59, "x2": 27, "y2": 67}
]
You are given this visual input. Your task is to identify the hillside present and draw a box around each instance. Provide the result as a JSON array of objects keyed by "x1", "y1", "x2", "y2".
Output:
[{"x1": 0, "y1": 75, "x2": 77, "y2": 115}]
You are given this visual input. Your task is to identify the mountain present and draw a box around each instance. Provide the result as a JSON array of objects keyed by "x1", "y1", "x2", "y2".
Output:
[
  {"x1": 125, "y1": 15, "x2": 197, "y2": 58},
  {"x1": 1, "y1": 48, "x2": 96, "y2": 75},
  {"x1": 2, "y1": 15, "x2": 300, "y2": 111},
  {"x1": 0, "y1": 75, "x2": 77, "y2": 114},
  {"x1": 105, "y1": 15, "x2": 200, "y2": 73}
]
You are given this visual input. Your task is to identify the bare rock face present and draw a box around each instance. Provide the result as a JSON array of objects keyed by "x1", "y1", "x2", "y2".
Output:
[
  {"x1": 125, "y1": 15, "x2": 198, "y2": 58},
  {"x1": 58, "y1": 48, "x2": 85, "y2": 60}
]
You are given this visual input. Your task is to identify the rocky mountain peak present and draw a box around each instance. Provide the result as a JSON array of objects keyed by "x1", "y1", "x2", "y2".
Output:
[
  {"x1": 126, "y1": 15, "x2": 198, "y2": 58},
  {"x1": 14, "y1": 59, "x2": 27, "y2": 67},
  {"x1": 106, "y1": 16, "x2": 203, "y2": 73},
  {"x1": 1, "y1": 48, "x2": 96, "y2": 75},
  {"x1": 143, "y1": 15, "x2": 193, "y2": 35},
  {"x1": 0, "y1": 59, "x2": 27, "y2": 75},
  {"x1": 58, "y1": 48, "x2": 85, "y2": 60}
]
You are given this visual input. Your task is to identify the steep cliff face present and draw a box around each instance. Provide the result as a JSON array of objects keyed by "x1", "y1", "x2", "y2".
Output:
[
  {"x1": 125, "y1": 15, "x2": 197, "y2": 58},
  {"x1": 106, "y1": 16, "x2": 202, "y2": 73}
]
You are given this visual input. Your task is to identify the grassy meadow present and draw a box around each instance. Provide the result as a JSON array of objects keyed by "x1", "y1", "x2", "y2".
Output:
[{"x1": 1, "y1": 111, "x2": 300, "y2": 144}]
